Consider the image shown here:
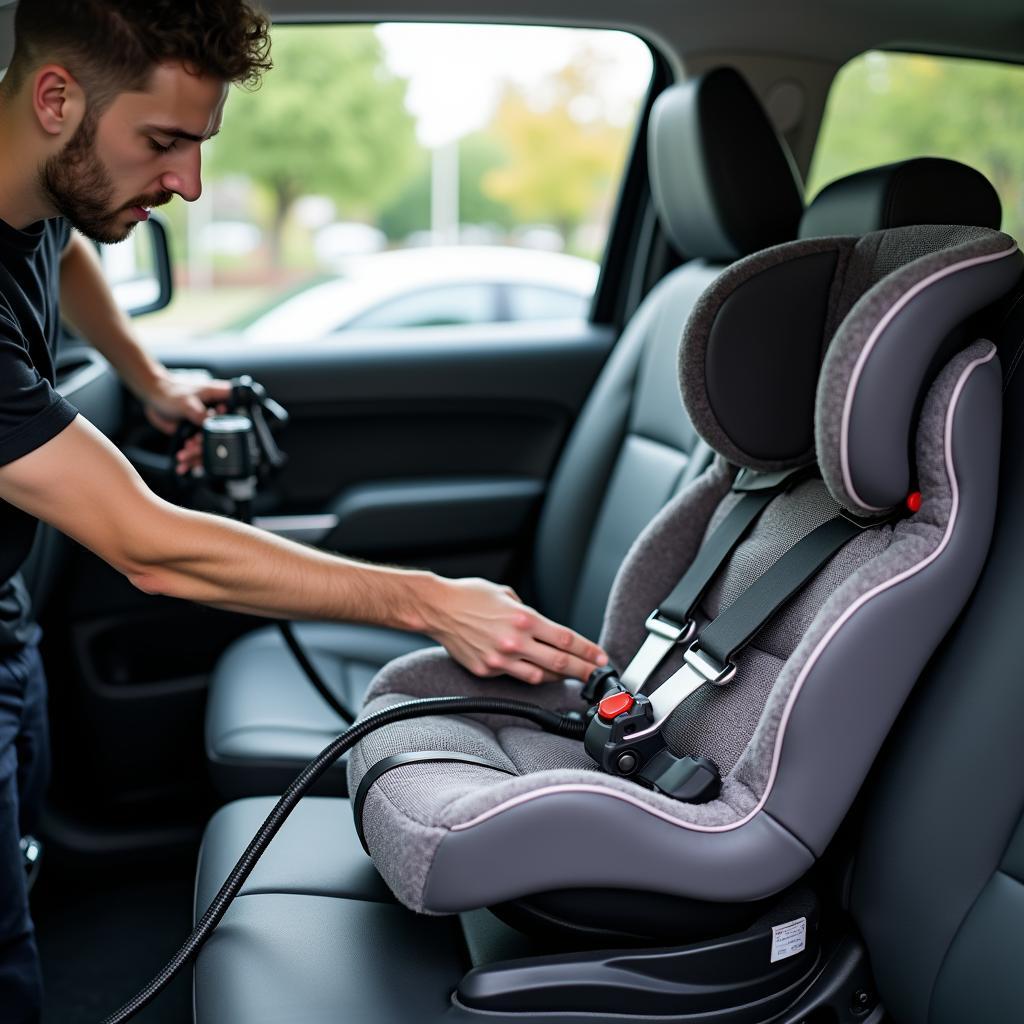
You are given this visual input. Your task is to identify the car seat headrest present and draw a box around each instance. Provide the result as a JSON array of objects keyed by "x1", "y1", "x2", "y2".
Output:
[
  {"x1": 648, "y1": 68, "x2": 804, "y2": 262},
  {"x1": 800, "y1": 158, "x2": 1002, "y2": 239},
  {"x1": 679, "y1": 224, "x2": 1021, "y2": 514}
]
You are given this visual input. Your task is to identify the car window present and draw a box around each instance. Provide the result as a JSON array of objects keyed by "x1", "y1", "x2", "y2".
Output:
[
  {"x1": 809, "y1": 51, "x2": 1024, "y2": 241},
  {"x1": 134, "y1": 23, "x2": 653, "y2": 345},
  {"x1": 505, "y1": 284, "x2": 590, "y2": 321},
  {"x1": 344, "y1": 283, "x2": 498, "y2": 330}
]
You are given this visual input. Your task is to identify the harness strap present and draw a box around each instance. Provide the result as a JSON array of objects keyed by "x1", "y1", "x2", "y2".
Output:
[
  {"x1": 354, "y1": 751, "x2": 515, "y2": 853},
  {"x1": 620, "y1": 465, "x2": 809, "y2": 695},
  {"x1": 699, "y1": 515, "x2": 864, "y2": 665},
  {"x1": 646, "y1": 514, "x2": 865, "y2": 726}
]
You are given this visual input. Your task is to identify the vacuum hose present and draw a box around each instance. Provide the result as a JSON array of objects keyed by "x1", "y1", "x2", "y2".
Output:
[{"x1": 100, "y1": 696, "x2": 586, "y2": 1024}]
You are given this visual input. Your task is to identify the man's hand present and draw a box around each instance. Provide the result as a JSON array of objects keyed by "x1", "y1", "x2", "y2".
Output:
[
  {"x1": 141, "y1": 373, "x2": 232, "y2": 474},
  {"x1": 422, "y1": 576, "x2": 607, "y2": 685},
  {"x1": 59, "y1": 234, "x2": 231, "y2": 474}
]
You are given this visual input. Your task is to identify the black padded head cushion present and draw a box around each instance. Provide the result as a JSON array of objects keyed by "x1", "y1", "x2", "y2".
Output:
[
  {"x1": 648, "y1": 68, "x2": 804, "y2": 261},
  {"x1": 800, "y1": 158, "x2": 1002, "y2": 239},
  {"x1": 680, "y1": 225, "x2": 1021, "y2": 512}
]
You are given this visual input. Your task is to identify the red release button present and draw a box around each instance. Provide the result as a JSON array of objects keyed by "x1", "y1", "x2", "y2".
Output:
[{"x1": 598, "y1": 691, "x2": 635, "y2": 721}]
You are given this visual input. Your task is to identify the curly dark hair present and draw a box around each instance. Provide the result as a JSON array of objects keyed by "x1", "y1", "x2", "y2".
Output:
[{"x1": 6, "y1": 0, "x2": 272, "y2": 107}]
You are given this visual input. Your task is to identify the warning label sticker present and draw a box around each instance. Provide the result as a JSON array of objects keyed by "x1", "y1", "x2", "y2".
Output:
[{"x1": 770, "y1": 917, "x2": 807, "y2": 964}]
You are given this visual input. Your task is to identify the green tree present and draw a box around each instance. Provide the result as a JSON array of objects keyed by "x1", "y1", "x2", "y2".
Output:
[
  {"x1": 377, "y1": 133, "x2": 516, "y2": 241},
  {"x1": 209, "y1": 27, "x2": 418, "y2": 267},
  {"x1": 481, "y1": 59, "x2": 631, "y2": 244},
  {"x1": 808, "y1": 53, "x2": 1024, "y2": 240}
]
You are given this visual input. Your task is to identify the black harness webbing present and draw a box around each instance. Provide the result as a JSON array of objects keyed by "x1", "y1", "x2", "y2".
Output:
[
  {"x1": 617, "y1": 465, "x2": 813, "y2": 697},
  {"x1": 353, "y1": 751, "x2": 515, "y2": 853},
  {"x1": 696, "y1": 514, "x2": 865, "y2": 666},
  {"x1": 657, "y1": 489, "x2": 779, "y2": 627}
]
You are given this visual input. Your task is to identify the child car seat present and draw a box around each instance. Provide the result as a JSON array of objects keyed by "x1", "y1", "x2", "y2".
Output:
[{"x1": 346, "y1": 221, "x2": 1021, "y2": 921}]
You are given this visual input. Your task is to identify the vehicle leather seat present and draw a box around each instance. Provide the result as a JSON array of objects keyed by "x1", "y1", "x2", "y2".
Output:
[
  {"x1": 192, "y1": 156, "x2": 1019, "y2": 1024},
  {"x1": 848, "y1": 272, "x2": 1024, "y2": 1022},
  {"x1": 203, "y1": 66, "x2": 806, "y2": 800}
]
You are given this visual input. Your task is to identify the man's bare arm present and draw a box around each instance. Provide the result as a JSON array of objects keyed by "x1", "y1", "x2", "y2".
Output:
[
  {"x1": 60, "y1": 231, "x2": 171, "y2": 401},
  {"x1": 59, "y1": 231, "x2": 231, "y2": 445},
  {"x1": 0, "y1": 418, "x2": 606, "y2": 684}
]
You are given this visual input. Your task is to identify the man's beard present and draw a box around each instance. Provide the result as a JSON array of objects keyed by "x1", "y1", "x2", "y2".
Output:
[{"x1": 40, "y1": 113, "x2": 171, "y2": 244}]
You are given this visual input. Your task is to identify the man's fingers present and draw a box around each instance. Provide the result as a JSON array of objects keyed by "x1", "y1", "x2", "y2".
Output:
[
  {"x1": 198, "y1": 380, "x2": 233, "y2": 405},
  {"x1": 517, "y1": 639, "x2": 602, "y2": 683},
  {"x1": 145, "y1": 406, "x2": 178, "y2": 435},
  {"x1": 500, "y1": 660, "x2": 560, "y2": 686},
  {"x1": 519, "y1": 664, "x2": 561, "y2": 686},
  {"x1": 528, "y1": 613, "x2": 607, "y2": 668},
  {"x1": 174, "y1": 435, "x2": 203, "y2": 474},
  {"x1": 181, "y1": 394, "x2": 210, "y2": 426}
]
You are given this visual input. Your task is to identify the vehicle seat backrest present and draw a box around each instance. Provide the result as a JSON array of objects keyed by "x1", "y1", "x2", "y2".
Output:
[
  {"x1": 534, "y1": 67, "x2": 805, "y2": 638},
  {"x1": 849, "y1": 237, "x2": 1024, "y2": 1024}
]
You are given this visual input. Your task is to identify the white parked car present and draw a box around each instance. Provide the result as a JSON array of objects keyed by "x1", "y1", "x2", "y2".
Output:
[{"x1": 233, "y1": 245, "x2": 600, "y2": 344}]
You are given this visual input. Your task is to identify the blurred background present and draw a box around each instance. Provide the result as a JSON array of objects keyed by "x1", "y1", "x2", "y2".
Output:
[
  {"x1": 130, "y1": 27, "x2": 1024, "y2": 345},
  {"x1": 135, "y1": 23, "x2": 652, "y2": 344}
]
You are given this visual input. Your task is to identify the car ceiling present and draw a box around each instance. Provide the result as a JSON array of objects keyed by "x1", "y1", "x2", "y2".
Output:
[
  {"x1": 2, "y1": 1, "x2": 1023, "y2": 70},
  {"x1": 1, "y1": 0, "x2": 1022, "y2": 175},
  {"x1": 265, "y1": 0, "x2": 1024, "y2": 66}
]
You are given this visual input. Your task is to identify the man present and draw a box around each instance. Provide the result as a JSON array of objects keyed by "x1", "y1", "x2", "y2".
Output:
[{"x1": 0, "y1": 3, "x2": 607, "y2": 1019}]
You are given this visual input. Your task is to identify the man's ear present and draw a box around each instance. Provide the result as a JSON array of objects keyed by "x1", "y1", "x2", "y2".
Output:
[{"x1": 32, "y1": 64, "x2": 86, "y2": 139}]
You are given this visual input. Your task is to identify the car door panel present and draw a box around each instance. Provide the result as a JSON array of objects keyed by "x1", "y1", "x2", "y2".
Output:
[
  {"x1": 43, "y1": 321, "x2": 616, "y2": 822},
  {"x1": 143, "y1": 322, "x2": 616, "y2": 566}
]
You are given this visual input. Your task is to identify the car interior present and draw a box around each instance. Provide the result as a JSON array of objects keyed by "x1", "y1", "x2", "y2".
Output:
[{"x1": 5, "y1": 0, "x2": 1024, "y2": 1022}]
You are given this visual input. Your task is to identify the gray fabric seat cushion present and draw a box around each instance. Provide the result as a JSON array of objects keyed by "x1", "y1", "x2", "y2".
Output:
[{"x1": 205, "y1": 623, "x2": 429, "y2": 799}]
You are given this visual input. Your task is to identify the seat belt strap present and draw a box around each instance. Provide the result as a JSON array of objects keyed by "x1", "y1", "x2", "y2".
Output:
[
  {"x1": 619, "y1": 464, "x2": 810, "y2": 695},
  {"x1": 646, "y1": 514, "x2": 864, "y2": 725},
  {"x1": 354, "y1": 751, "x2": 515, "y2": 853},
  {"x1": 700, "y1": 515, "x2": 864, "y2": 664},
  {"x1": 658, "y1": 491, "x2": 777, "y2": 625},
  {"x1": 620, "y1": 489, "x2": 773, "y2": 692}
]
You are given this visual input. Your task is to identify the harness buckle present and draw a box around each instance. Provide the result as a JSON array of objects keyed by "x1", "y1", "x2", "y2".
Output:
[
  {"x1": 645, "y1": 612, "x2": 696, "y2": 644},
  {"x1": 682, "y1": 642, "x2": 737, "y2": 688},
  {"x1": 619, "y1": 614, "x2": 696, "y2": 694}
]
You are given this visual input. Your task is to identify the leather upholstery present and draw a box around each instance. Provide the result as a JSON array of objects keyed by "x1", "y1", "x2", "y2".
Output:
[
  {"x1": 194, "y1": 797, "x2": 393, "y2": 915},
  {"x1": 850, "y1": 294, "x2": 1024, "y2": 1024},
  {"x1": 648, "y1": 67, "x2": 804, "y2": 260},
  {"x1": 800, "y1": 157, "x2": 1002, "y2": 239},
  {"x1": 206, "y1": 624, "x2": 427, "y2": 798}
]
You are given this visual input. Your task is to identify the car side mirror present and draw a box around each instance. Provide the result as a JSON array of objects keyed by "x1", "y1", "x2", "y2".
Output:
[{"x1": 98, "y1": 212, "x2": 174, "y2": 318}]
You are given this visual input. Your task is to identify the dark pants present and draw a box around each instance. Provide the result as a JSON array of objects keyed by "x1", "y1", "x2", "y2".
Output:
[{"x1": 0, "y1": 630, "x2": 49, "y2": 1024}]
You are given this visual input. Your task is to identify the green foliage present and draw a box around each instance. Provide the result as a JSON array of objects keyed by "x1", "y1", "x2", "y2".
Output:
[
  {"x1": 482, "y1": 63, "x2": 630, "y2": 237},
  {"x1": 460, "y1": 135, "x2": 518, "y2": 228},
  {"x1": 208, "y1": 26, "x2": 418, "y2": 263},
  {"x1": 808, "y1": 52, "x2": 1024, "y2": 241},
  {"x1": 377, "y1": 133, "x2": 516, "y2": 241}
]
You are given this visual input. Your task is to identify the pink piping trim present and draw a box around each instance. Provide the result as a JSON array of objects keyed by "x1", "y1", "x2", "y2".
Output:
[
  {"x1": 452, "y1": 346, "x2": 996, "y2": 835},
  {"x1": 840, "y1": 244, "x2": 1017, "y2": 512}
]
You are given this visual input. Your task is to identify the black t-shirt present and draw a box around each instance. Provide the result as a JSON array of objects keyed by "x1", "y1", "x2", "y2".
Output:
[{"x1": 0, "y1": 216, "x2": 79, "y2": 648}]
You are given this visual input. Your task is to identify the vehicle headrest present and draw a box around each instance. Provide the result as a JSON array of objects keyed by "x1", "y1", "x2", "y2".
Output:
[
  {"x1": 680, "y1": 224, "x2": 1021, "y2": 514},
  {"x1": 648, "y1": 68, "x2": 804, "y2": 262},
  {"x1": 800, "y1": 158, "x2": 1002, "y2": 238}
]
